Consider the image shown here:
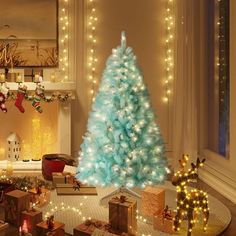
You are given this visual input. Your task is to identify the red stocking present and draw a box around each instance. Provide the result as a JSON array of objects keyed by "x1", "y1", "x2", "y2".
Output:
[{"x1": 15, "y1": 85, "x2": 27, "y2": 113}]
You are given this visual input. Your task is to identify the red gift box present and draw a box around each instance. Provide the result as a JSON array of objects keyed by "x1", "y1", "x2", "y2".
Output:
[{"x1": 21, "y1": 210, "x2": 42, "y2": 236}]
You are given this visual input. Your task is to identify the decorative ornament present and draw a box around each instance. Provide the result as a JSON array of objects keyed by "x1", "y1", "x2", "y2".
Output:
[
  {"x1": 7, "y1": 132, "x2": 21, "y2": 161},
  {"x1": 15, "y1": 84, "x2": 27, "y2": 113},
  {"x1": 0, "y1": 92, "x2": 7, "y2": 113},
  {"x1": 0, "y1": 84, "x2": 9, "y2": 113},
  {"x1": 32, "y1": 84, "x2": 44, "y2": 113},
  {"x1": 46, "y1": 215, "x2": 54, "y2": 230},
  {"x1": 172, "y1": 154, "x2": 209, "y2": 236},
  {"x1": 22, "y1": 219, "x2": 29, "y2": 233}
]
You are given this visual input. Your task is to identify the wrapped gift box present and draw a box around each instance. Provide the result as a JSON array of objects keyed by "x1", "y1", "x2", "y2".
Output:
[
  {"x1": 141, "y1": 187, "x2": 165, "y2": 216},
  {"x1": 28, "y1": 187, "x2": 51, "y2": 207},
  {"x1": 109, "y1": 195, "x2": 137, "y2": 235},
  {"x1": 52, "y1": 172, "x2": 75, "y2": 185},
  {"x1": 73, "y1": 219, "x2": 110, "y2": 236},
  {"x1": 0, "y1": 182, "x2": 15, "y2": 204},
  {"x1": 56, "y1": 184, "x2": 97, "y2": 196},
  {"x1": 91, "y1": 229, "x2": 130, "y2": 236},
  {"x1": 0, "y1": 220, "x2": 9, "y2": 231},
  {"x1": 5, "y1": 190, "x2": 30, "y2": 226},
  {"x1": 36, "y1": 220, "x2": 65, "y2": 236},
  {"x1": 153, "y1": 211, "x2": 174, "y2": 234},
  {"x1": 21, "y1": 210, "x2": 42, "y2": 236}
]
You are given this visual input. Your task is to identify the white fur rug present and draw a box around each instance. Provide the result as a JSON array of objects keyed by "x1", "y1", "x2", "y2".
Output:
[{"x1": 40, "y1": 182, "x2": 231, "y2": 236}]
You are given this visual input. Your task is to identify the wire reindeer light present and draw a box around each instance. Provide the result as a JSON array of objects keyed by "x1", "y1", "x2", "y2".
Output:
[{"x1": 172, "y1": 154, "x2": 209, "y2": 236}]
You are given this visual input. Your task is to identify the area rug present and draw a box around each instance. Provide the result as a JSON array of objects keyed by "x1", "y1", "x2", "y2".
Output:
[{"x1": 40, "y1": 182, "x2": 231, "y2": 236}]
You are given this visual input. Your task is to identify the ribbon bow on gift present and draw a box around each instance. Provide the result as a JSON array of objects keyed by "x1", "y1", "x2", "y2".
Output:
[
  {"x1": 84, "y1": 219, "x2": 103, "y2": 228},
  {"x1": 84, "y1": 220, "x2": 113, "y2": 234},
  {"x1": 161, "y1": 205, "x2": 173, "y2": 224},
  {"x1": 73, "y1": 179, "x2": 82, "y2": 191},
  {"x1": 113, "y1": 195, "x2": 129, "y2": 203}
]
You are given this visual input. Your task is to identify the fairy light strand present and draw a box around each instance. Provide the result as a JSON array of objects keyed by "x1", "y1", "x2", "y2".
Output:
[
  {"x1": 87, "y1": 0, "x2": 98, "y2": 102},
  {"x1": 163, "y1": 0, "x2": 175, "y2": 103},
  {"x1": 172, "y1": 155, "x2": 209, "y2": 234},
  {"x1": 59, "y1": 0, "x2": 69, "y2": 81},
  {"x1": 43, "y1": 201, "x2": 89, "y2": 220}
]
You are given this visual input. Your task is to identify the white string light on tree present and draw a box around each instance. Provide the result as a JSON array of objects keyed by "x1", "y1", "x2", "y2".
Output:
[
  {"x1": 163, "y1": 0, "x2": 175, "y2": 103},
  {"x1": 59, "y1": 0, "x2": 69, "y2": 81},
  {"x1": 87, "y1": 0, "x2": 98, "y2": 102}
]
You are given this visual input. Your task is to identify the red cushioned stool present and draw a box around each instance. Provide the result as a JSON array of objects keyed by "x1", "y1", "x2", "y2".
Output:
[{"x1": 42, "y1": 154, "x2": 75, "y2": 181}]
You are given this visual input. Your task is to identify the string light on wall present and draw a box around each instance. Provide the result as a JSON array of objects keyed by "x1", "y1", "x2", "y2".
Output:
[
  {"x1": 59, "y1": 0, "x2": 69, "y2": 81},
  {"x1": 87, "y1": 0, "x2": 98, "y2": 102},
  {"x1": 163, "y1": 0, "x2": 175, "y2": 103}
]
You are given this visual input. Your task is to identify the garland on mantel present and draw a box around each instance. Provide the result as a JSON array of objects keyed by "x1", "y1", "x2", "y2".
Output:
[
  {"x1": 7, "y1": 91, "x2": 73, "y2": 102},
  {"x1": 0, "y1": 83, "x2": 73, "y2": 113}
]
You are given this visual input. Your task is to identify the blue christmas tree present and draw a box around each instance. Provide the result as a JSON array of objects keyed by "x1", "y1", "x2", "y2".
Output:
[{"x1": 77, "y1": 32, "x2": 169, "y2": 189}]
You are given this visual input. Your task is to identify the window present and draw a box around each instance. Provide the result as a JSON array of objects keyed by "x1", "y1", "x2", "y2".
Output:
[{"x1": 207, "y1": 0, "x2": 229, "y2": 157}]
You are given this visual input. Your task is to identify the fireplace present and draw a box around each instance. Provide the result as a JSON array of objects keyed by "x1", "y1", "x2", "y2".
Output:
[{"x1": 0, "y1": 100, "x2": 71, "y2": 173}]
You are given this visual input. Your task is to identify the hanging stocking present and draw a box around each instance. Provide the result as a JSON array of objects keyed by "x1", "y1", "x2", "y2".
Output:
[
  {"x1": 32, "y1": 96, "x2": 43, "y2": 113},
  {"x1": 0, "y1": 92, "x2": 7, "y2": 113},
  {"x1": 0, "y1": 84, "x2": 9, "y2": 113},
  {"x1": 32, "y1": 84, "x2": 44, "y2": 113},
  {"x1": 15, "y1": 85, "x2": 27, "y2": 113}
]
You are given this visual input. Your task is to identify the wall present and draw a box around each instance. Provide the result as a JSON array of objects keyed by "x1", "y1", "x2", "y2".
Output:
[{"x1": 71, "y1": 0, "x2": 173, "y2": 159}]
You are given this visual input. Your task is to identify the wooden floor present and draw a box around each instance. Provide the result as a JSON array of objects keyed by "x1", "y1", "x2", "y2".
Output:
[{"x1": 0, "y1": 180, "x2": 235, "y2": 236}]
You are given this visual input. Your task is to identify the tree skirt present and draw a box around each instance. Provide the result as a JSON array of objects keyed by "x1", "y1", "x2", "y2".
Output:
[{"x1": 40, "y1": 182, "x2": 231, "y2": 236}]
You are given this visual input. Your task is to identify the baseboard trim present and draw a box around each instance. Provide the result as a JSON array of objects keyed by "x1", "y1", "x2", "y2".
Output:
[{"x1": 199, "y1": 167, "x2": 236, "y2": 204}]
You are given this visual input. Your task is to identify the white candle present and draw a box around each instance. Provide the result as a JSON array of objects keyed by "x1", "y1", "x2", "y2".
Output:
[
  {"x1": 0, "y1": 73, "x2": 5, "y2": 83},
  {"x1": 6, "y1": 161, "x2": 13, "y2": 176},
  {"x1": 0, "y1": 148, "x2": 5, "y2": 160},
  {"x1": 34, "y1": 74, "x2": 40, "y2": 83},
  {"x1": 50, "y1": 74, "x2": 56, "y2": 82},
  {"x1": 16, "y1": 74, "x2": 23, "y2": 83}
]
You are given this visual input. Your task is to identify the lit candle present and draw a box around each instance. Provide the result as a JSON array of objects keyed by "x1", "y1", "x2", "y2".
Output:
[
  {"x1": 34, "y1": 74, "x2": 40, "y2": 83},
  {"x1": 16, "y1": 73, "x2": 23, "y2": 83},
  {"x1": 31, "y1": 119, "x2": 42, "y2": 161},
  {"x1": 0, "y1": 73, "x2": 5, "y2": 83},
  {"x1": 19, "y1": 226, "x2": 22, "y2": 236},
  {"x1": 22, "y1": 142, "x2": 30, "y2": 162},
  {"x1": 0, "y1": 148, "x2": 5, "y2": 160},
  {"x1": 6, "y1": 161, "x2": 13, "y2": 176},
  {"x1": 22, "y1": 219, "x2": 29, "y2": 233},
  {"x1": 50, "y1": 74, "x2": 56, "y2": 82}
]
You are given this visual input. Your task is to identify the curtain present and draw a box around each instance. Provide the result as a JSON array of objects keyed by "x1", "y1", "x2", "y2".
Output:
[{"x1": 172, "y1": 0, "x2": 200, "y2": 168}]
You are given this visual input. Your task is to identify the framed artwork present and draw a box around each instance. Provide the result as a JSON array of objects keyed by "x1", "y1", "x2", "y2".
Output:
[{"x1": 0, "y1": 0, "x2": 58, "y2": 68}]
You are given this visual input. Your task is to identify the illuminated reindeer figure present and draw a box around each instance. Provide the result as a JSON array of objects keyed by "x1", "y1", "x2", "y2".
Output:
[{"x1": 172, "y1": 154, "x2": 209, "y2": 236}]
